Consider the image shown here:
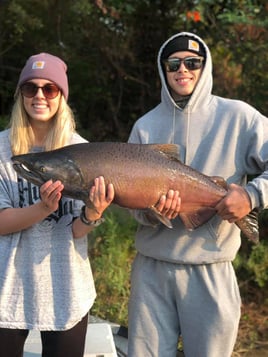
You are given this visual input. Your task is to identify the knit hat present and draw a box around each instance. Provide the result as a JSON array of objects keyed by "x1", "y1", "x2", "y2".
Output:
[
  {"x1": 161, "y1": 35, "x2": 206, "y2": 60},
  {"x1": 17, "y1": 53, "x2": 69, "y2": 99}
]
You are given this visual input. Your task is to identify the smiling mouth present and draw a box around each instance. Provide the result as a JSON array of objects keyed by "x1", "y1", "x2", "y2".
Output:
[
  {"x1": 33, "y1": 104, "x2": 47, "y2": 108},
  {"x1": 176, "y1": 77, "x2": 191, "y2": 82}
]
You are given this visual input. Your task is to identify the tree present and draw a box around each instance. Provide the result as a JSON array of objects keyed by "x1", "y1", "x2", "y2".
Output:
[{"x1": 0, "y1": 0, "x2": 267, "y2": 140}]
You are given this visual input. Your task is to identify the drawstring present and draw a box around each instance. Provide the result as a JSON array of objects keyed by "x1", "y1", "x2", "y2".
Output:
[
  {"x1": 185, "y1": 109, "x2": 190, "y2": 164},
  {"x1": 172, "y1": 105, "x2": 176, "y2": 144},
  {"x1": 172, "y1": 103, "x2": 190, "y2": 164}
]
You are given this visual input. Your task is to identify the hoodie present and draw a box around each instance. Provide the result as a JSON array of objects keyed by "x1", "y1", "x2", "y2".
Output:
[{"x1": 128, "y1": 32, "x2": 268, "y2": 264}]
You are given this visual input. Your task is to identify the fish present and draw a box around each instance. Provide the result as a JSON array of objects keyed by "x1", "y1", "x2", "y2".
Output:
[{"x1": 11, "y1": 142, "x2": 259, "y2": 243}]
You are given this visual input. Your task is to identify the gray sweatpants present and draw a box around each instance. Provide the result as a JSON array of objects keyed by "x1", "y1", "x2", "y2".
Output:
[{"x1": 128, "y1": 253, "x2": 241, "y2": 357}]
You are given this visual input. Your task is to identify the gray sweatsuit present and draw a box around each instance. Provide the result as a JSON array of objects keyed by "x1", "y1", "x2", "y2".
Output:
[{"x1": 128, "y1": 32, "x2": 268, "y2": 357}]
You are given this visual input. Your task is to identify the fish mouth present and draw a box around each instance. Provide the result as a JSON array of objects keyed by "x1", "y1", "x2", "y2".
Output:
[{"x1": 12, "y1": 162, "x2": 47, "y2": 186}]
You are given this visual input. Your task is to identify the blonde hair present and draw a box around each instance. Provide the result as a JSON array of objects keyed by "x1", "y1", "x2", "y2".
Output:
[{"x1": 9, "y1": 93, "x2": 77, "y2": 155}]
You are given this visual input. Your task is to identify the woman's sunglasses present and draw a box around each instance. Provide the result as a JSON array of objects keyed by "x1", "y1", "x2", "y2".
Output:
[
  {"x1": 20, "y1": 82, "x2": 60, "y2": 99},
  {"x1": 162, "y1": 56, "x2": 204, "y2": 72}
]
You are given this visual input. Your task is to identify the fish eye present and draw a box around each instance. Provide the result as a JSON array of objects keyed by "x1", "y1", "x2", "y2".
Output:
[{"x1": 40, "y1": 166, "x2": 46, "y2": 173}]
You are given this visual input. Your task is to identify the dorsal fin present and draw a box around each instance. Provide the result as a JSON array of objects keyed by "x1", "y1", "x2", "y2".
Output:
[
  {"x1": 210, "y1": 176, "x2": 228, "y2": 190},
  {"x1": 147, "y1": 144, "x2": 181, "y2": 161}
]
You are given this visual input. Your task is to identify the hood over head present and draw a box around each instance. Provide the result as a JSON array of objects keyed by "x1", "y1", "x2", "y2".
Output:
[{"x1": 157, "y1": 32, "x2": 213, "y2": 111}]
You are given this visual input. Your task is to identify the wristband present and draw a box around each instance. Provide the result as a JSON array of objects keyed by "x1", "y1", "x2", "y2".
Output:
[{"x1": 80, "y1": 205, "x2": 105, "y2": 227}]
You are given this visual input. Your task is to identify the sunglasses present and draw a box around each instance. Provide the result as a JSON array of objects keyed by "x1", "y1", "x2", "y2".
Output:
[
  {"x1": 163, "y1": 56, "x2": 204, "y2": 72},
  {"x1": 20, "y1": 82, "x2": 60, "y2": 99}
]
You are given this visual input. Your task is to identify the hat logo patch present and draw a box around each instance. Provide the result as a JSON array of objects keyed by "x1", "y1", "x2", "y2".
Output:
[
  {"x1": 32, "y1": 61, "x2": 45, "y2": 69},
  {"x1": 188, "y1": 40, "x2": 199, "y2": 52}
]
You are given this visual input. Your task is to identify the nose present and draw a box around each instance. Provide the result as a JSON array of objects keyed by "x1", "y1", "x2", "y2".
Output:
[
  {"x1": 177, "y1": 61, "x2": 187, "y2": 72},
  {"x1": 35, "y1": 87, "x2": 45, "y2": 98}
]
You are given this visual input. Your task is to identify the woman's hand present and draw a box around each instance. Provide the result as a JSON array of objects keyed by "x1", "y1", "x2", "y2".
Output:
[
  {"x1": 84, "y1": 176, "x2": 115, "y2": 221},
  {"x1": 39, "y1": 179, "x2": 64, "y2": 214},
  {"x1": 73, "y1": 176, "x2": 115, "y2": 238}
]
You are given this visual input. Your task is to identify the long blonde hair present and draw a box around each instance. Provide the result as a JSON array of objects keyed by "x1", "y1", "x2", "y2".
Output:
[{"x1": 9, "y1": 93, "x2": 77, "y2": 155}]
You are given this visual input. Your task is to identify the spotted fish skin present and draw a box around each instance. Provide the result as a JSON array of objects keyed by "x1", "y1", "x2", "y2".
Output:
[{"x1": 12, "y1": 142, "x2": 259, "y2": 243}]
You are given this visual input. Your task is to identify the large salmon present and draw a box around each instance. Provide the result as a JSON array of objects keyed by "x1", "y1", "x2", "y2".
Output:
[{"x1": 11, "y1": 142, "x2": 259, "y2": 243}]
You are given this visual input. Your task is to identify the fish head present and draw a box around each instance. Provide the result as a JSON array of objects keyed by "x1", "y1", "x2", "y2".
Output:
[{"x1": 11, "y1": 150, "x2": 89, "y2": 202}]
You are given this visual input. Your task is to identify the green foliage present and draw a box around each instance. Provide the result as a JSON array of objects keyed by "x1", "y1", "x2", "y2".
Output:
[
  {"x1": 0, "y1": 116, "x2": 9, "y2": 131},
  {"x1": 88, "y1": 206, "x2": 137, "y2": 325},
  {"x1": 234, "y1": 210, "x2": 268, "y2": 299},
  {"x1": 242, "y1": 210, "x2": 268, "y2": 288},
  {"x1": 0, "y1": 0, "x2": 267, "y2": 141},
  {"x1": 234, "y1": 240, "x2": 268, "y2": 294},
  {"x1": 248, "y1": 242, "x2": 268, "y2": 287},
  {"x1": 90, "y1": 206, "x2": 268, "y2": 325}
]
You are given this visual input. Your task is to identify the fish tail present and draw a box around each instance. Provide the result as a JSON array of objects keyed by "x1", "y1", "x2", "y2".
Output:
[{"x1": 235, "y1": 208, "x2": 259, "y2": 244}]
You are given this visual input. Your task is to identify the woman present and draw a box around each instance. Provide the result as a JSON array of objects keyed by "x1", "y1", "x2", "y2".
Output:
[{"x1": 0, "y1": 53, "x2": 114, "y2": 357}]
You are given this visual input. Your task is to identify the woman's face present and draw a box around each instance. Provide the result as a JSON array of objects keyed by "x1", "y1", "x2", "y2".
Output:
[{"x1": 21, "y1": 79, "x2": 61, "y2": 125}]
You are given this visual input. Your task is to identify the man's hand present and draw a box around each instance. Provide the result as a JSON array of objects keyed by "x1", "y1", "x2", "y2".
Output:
[
  {"x1": 155, "y1": 190, "x2": 181, "y2": 220},
  {"x1": 215, "y1": 183, "x2": 251, "y2": 223}
]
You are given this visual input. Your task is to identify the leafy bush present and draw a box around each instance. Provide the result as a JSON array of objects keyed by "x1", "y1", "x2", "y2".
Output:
[
  {"x1": 0, "y1": 116, "x2": 9, "y2": 131},
  {"x1": 248, "y1": 242, "x2": 268, "y2": 288},
  {"x1": 232, "y1": 210, "x2": 268, "y2": 302},
  {"x1": 88, "y1": 205, "x2": 137, "y2": 326}
]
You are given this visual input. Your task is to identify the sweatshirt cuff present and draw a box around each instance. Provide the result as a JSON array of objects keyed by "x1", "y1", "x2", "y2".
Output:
[{"x1": 245, "y1": 184, "x2": 261, "y2": 209}]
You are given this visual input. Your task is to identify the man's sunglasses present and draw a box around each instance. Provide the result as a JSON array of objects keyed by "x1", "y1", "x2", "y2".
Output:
[
  {"x1": 163, "y1": 56, "x2": 204, "y2": 72},
  {"x1": 20, "y1": 82, "x2": 60, "y2": 99}
]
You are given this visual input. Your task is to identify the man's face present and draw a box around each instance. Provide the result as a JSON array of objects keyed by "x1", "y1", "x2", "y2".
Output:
[{"x1": 164, "y1": 51, "x2": 204, "y2": 100}]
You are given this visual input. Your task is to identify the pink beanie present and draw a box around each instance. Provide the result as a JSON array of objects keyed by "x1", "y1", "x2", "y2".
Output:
[{"x1": 17, "y1": 53, "x2": 69, "y2": 100}]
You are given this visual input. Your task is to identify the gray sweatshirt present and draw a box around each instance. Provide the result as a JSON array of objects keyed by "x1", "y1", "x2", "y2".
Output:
[
  {"x1": 128, "y1": 32, "x2": 268, "y2": 264},
  {"x1": 0, "y1": 129, "x2": 96, "y2": 330}
]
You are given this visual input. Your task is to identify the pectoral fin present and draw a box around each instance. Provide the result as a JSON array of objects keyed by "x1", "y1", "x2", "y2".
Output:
[
  {"x1": 149, "y1": 206, "x2": 173, "y2": 228},
  {"x1": 149, "y1": 206, "x2": 217, "y2": 230}
]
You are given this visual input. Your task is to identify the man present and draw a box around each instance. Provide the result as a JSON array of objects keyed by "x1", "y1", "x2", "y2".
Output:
[{"x1": 127, "y1": 32, "x2": 268, "y2": 357}]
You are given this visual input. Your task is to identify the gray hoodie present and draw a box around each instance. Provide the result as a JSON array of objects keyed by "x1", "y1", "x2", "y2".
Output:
[{"x1": 128, "y1": 32, "x2": 268, "y2": 264}]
